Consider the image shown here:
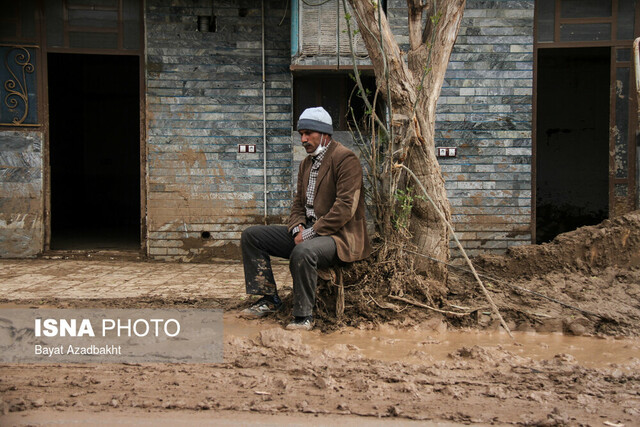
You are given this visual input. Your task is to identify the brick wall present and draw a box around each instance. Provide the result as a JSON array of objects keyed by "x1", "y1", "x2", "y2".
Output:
[
  {"x1": 387, "y1": 0, "x2": 410, "y2": 49},
  {"x1": 295, "y1": 0, "x2": 535, "y2": 258},
  {"x1": 371, "y1": 0, "x2": 535, "y2": 256},
  {"x1": 0, "y1": 0, "x2": 536, "y2": 260},
  {"x1": 436, "y1": 0, "x2": 534, "y2": 257},
  {"x1": 145, "y1": 0, "x2": 292, "y2": 261},
  {"x1": 0, "y1": 131, "x2": 44, "y2": 257}
]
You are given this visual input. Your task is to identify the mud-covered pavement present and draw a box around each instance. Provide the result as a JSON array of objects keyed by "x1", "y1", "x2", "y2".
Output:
[
  {"x1": 2, "y1": 212, "x2": 640, "y2": 425},
  {"x1": 2, "y1": 312, "x2": 639, "y2": 426}
]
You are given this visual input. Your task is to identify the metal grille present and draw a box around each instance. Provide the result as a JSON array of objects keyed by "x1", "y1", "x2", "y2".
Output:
[{"x1": 0, "y1": 45, "x2": 38, "y2": 126}]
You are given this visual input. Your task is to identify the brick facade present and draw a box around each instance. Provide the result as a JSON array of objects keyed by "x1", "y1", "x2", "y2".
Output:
[
  {"x1": 437, "y1": 0, "x2": 534, "y2": 257},
  {"x1": 0, "y1": 0, "x2": 536, "y2": 260},
  {"x1": 145, "y1": 0, "x2": 292, "y2": 261},
  {"x1": 352, "y1": 0, "x2": 534, "y2": 257}
]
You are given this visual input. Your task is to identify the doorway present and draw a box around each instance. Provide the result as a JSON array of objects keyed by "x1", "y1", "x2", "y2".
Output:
[
  {"x1": 48, "y1": 53, "x2": 140, "y2": 250},
  {"x1": 535, "y1": 47, "x2": 610, "y2": 243}
]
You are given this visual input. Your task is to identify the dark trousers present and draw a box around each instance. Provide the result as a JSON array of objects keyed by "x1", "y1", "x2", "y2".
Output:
[{"x1": 241, "y1": 225, "x2": 338, "y2": 317}]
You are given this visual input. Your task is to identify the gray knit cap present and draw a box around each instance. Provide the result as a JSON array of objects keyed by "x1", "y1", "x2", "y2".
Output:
[{"x1": 297, "y1": 107, "x2": 333, "y2": 135}]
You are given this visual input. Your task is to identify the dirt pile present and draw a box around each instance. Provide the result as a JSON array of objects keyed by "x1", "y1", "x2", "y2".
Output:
[
  {"x1": 476, "y1": 210, "x2": 640, "y2": 279},
  {"x1": 334, "y1": 211, "x2": 640, "y2": 337},
  {"x1": 463, "y1": 211, "x2": 640, "y2": 337}
]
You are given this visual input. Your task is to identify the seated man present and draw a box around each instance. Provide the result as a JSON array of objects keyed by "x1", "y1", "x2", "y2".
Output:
[{"x1": 240, "y1": 107, "x2": 371, "y2": 330}]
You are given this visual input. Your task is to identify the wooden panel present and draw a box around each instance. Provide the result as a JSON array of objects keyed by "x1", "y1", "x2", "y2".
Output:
[
  {"x1": 560, "y1": 0, "x2": 612, "y2": 18},
  {"x1": 617, "y1": 0, "x2": 637, "y2": 40},
  {"x1": 45, "y1": 0, "x2": 140, "y2": 52}
]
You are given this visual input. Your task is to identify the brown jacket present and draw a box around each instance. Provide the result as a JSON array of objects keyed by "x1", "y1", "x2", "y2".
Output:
[{"x1": 288, "y1": 140, "x2": 371, "y2": 262}]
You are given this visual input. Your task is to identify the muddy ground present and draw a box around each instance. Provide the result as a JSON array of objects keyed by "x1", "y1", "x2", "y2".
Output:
[
  {"x1": 2, "y1": 212, "x2": 640, "y2": 425},
  {"x1": 464, "y1": 211, "x2": 640, "y2": 338},
  {"x1": 1, "y1": 319, "x2": 639, "y2": 425}
]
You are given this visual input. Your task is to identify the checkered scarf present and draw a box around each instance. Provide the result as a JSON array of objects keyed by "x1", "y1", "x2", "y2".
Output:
[{"x1": 305, "y1": 141, "x2": 331, "y2": 222}]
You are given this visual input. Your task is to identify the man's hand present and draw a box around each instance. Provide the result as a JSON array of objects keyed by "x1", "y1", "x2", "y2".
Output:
[{"x1": 294, "y1": 223, "x2": 305, "y2": 245}]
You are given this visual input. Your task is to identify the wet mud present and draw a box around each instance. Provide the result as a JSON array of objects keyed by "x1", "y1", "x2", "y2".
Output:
[
  {"x1": 2, "y1": 213, "x2": 640, "y2": 424},
  {"x1": 1, "y1": 314, "x2": 639, "y2": 425},
  {"x1": 336, "y1": 210, "x2": 640, "y2": 338}
]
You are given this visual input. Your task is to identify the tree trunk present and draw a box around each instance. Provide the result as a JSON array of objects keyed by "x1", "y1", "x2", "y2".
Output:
[{"x1": 347, "y1": 0, "x2": 466, "y2": 280}]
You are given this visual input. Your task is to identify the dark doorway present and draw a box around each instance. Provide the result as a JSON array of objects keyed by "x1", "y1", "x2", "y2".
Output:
[
  {"x1": 48, "y1": 53, "x2": 140, "y2": 250},
  {"x1": 536, "y1": 47, "x2": 610, "y2": 243}
]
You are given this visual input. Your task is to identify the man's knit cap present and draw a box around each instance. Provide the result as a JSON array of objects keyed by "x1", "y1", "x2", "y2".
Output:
[{"x1": 297, "y1": 107, "x2": 333, "y2": 135}]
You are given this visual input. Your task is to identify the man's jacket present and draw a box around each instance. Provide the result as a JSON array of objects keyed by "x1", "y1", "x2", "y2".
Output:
[{"x1": 288, "y1": 140, "x2": 371, "y2": 263}]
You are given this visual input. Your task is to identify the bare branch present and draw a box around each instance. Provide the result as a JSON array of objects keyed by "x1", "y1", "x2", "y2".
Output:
[
  {"x1": 407, "y1": 0, "x2": 426, "y2": 50},
  {"x1": 347, "y1": 0, "x2": 414, "y2": 107},
  {"x1": 388, "y1": 295, "x2": 470, "y2": 317},
  {"x1": 342, "y1": 1, "x2": 389, "y2": 135}
]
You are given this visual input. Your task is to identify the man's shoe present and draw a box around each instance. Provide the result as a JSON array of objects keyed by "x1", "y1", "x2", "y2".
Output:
[
  {"x1": 285, "y1": 316, "x2": 314, "y2": 331},
  {"x1": 241, "y1": 296, "x2": 282, "y2": 318}
]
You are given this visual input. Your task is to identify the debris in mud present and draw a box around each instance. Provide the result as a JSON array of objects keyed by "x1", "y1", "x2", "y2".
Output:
[
  {"x1": 257, "y1": 328, "x2": 310, "y2": 356},
  {"x1": 477, "y1": 211, "x2": 640, "y2": 277},
  {"x1": 5, "y1": 213, "x2": 639, "y2": 340},
  {"x1": 2, "y1": 328, "x2": 639, "y2": 425},
  {"x1": 326, "y1": 211, "x2": 640, "y2": 337}
]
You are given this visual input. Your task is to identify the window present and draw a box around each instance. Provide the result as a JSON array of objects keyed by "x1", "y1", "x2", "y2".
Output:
[
  {"x1": 293, "y1": 73, "x2": 380, "y2": 131},
  {"x1": 297, "y1": 0, "x2": 369, "y2": 58},
  {"x1": 536, "y1": 0, "x2": 637, "y2": 43},
  {"x1": 0, "y1": 0, "x2": 38, "y2": 42},
  {"x1": 45, "y1": 0, "x2": 141, "y2": 50},
  {"x1": 0, "y1": 0, "x2": 40, "y2": 126}
]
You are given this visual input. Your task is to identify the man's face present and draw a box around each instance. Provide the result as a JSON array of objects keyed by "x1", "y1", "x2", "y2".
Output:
[{"x1": 299, "y1": 130, "x2": 326, "y2": 154}]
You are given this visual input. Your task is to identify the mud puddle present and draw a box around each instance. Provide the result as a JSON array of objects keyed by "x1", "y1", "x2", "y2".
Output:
[
  {"x1": 2, "y1": 302, "x2": 636, "y2": 369},
  {"x1": 224, "y1": 314, "x2": 640, "y2": 368}
]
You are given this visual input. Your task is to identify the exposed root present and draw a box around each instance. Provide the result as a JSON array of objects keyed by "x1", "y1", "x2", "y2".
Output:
[
  {"x1": 310, "y1": 212, "x2": 640, "y2": 337},
  {"x1": 388, "y1": 295, "x2": 470, "y2": 317}
]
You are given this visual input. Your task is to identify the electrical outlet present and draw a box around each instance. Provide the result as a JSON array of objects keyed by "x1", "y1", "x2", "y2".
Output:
[
  {"x1": 238, "y1": 144, "x2": 256, "y2": 153},
  {"x1": 437, "y1": 147, "x2": 457, "y2": 157}
]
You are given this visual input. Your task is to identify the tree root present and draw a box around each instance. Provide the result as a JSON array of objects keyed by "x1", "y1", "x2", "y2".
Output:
[
  {"x1": 395, "y1": 163, "x2": 514, "y2": 338},
  {"x1": 388, "y1": 295, "x2": 470, "y2": 317}
]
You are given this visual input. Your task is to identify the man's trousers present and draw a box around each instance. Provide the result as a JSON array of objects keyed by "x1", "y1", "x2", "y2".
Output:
[{"x1": 241, "y1": 225, "x2": 338, "y2": 317}]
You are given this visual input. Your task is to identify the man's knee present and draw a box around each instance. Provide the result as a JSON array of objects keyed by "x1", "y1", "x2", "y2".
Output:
[
  {"x1": 290, "y1": 244, "x2": 315, "y2": 267},
  {"x1": 241, "y1": 225, "x2": 262, "y2": 247}
]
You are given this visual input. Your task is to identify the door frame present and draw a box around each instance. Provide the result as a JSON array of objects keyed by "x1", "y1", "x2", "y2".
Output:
[
  {"x1": 37, "y1": 0, "x2": 147, "y2": 253},
  {"x1": 533, "y1": 0, "x2": 640, "y2": 243}
]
